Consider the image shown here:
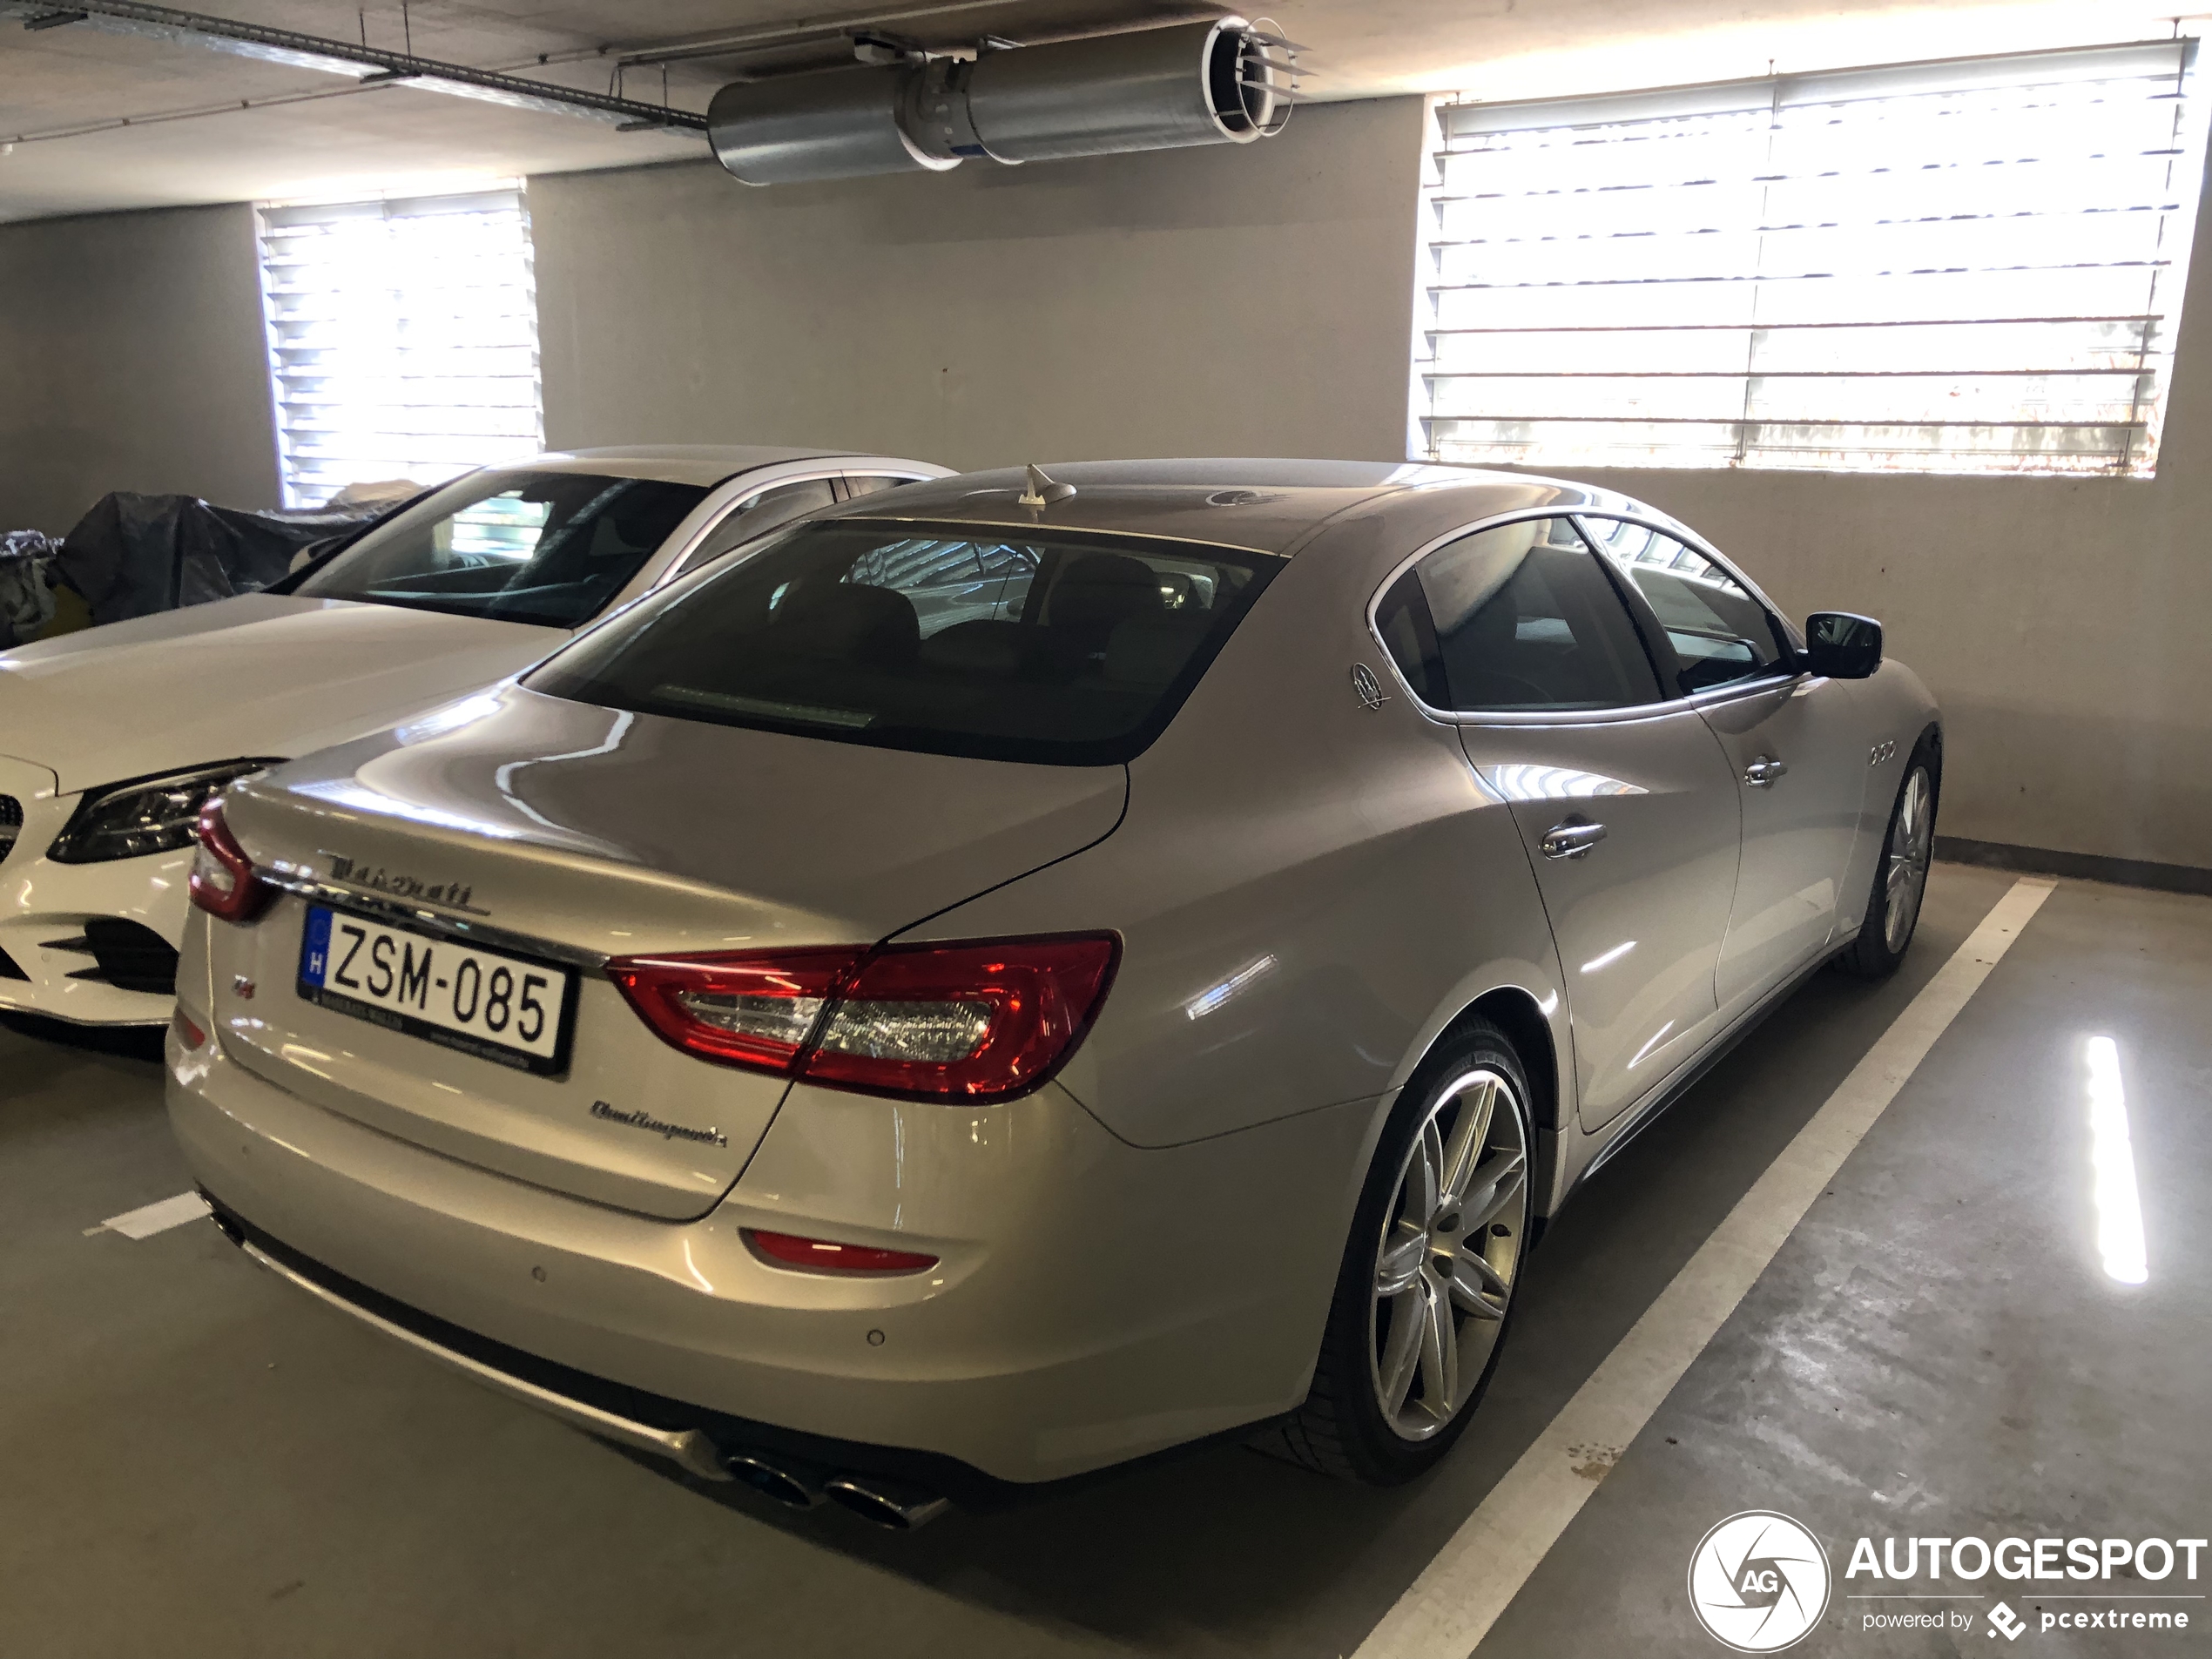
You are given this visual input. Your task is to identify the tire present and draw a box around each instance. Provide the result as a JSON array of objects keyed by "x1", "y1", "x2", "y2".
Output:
[
  {"x1": 1257, "y1": 1021, "x2": 1534, "y2": 1485},
  {"x1": 1837, "y1": 732, "x2": 1939, "y2": 980}
]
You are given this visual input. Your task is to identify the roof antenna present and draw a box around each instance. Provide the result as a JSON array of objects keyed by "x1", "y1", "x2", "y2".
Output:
[{"x1": 1018, "y1": 463, "x2": 1076, "y2": 507}]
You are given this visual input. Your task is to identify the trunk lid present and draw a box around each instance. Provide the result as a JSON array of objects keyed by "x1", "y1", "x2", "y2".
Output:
[{"x1": 210, "y1": 685, "x2": 1127, "y2": 1217}]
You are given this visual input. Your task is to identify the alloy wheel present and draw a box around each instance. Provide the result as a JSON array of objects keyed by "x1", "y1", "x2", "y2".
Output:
[
  {"x1": 1883, "y1": 765, "x2": 1933, "y2": 954},
  {"x1": 1368, "y1": 1067, "x2": 1529, "y2": 1440}
]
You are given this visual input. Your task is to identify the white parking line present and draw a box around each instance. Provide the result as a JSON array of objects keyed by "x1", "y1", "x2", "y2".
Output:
[
  {"x1": 98, "y1": 1191, "x2": 211, "y2": 1240},
  {"x1": 1353, "y1": 875, "x2": 2058, "y2": 1659}
]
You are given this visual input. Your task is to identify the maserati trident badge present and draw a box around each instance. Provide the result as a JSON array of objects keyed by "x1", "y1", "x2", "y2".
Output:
[{"x1": 1351, "y1": 663, "x2": 1391, "y2": 711}]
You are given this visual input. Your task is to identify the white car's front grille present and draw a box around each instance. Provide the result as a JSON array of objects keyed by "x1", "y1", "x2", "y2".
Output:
[{"x1": 0, "y1": 795, "x2": 20, "y2": 862}]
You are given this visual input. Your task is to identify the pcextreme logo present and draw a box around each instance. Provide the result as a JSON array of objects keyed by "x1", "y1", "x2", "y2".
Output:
[{"x1": 1689, "y1": 1511, "x2": 1833, "y2": 1653}]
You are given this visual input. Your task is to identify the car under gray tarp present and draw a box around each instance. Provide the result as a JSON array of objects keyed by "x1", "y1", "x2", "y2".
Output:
[
  {"x1": 0, "y1": 529, "x2": 59, "y2": 649},
  {"x1": 54, "y1": 492, "x2": 384, "y2": 628}
]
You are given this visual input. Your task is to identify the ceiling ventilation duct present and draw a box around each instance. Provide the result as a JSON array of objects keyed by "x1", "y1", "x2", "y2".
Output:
[{"x1": 707, "y1": 17, "x2": 1293, "y2": 186}]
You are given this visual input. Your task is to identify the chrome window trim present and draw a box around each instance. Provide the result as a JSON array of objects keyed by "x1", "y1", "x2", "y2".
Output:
[
  {"x1": 256, "y1": 869, "x2": 610, "y2": 971},
  {"x1": 1364, "y1": 507, "x2": 1684, "y2": 730},
  {"x1": 837, "y1": 512, "x2": 1285, "y2": 559},
  {"x1": 635, "y1": 462, "x2": 858, "y2": 597},
  {"x1": 1572, "y1": 511, "x2": 1804, "y2": 652},
  {"x1": 1364, "y1": 506, "x2": 1815, "y2": 730},
  {"x1": 1573, "y1": 511, "x2": 1807, "y2": 705}
]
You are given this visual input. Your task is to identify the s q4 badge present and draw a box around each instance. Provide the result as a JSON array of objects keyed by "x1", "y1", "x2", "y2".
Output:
[{"x1": 1350, "y1": 663, "x2": 1391, "y2": 711}]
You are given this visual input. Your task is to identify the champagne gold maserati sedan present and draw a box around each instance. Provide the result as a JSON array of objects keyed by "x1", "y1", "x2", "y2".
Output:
[{"x1": 163, "y1": 461, "x2": 1939, "y2": 1527}]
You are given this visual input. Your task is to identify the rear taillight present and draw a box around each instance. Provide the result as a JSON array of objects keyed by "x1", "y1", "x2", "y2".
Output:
[
  {"x1": 607, "y1": 933, "x2": 1118, "y2": 1103},
  {"x1": 608, "y1": 948, "x2": 860, "y2": 1070},
  {"x1": 187, "y1": 800, "x2": 273, "y2": 923},
  {"x1": 745, "y1": 1230, "x2": 939, "y2": 1274}
]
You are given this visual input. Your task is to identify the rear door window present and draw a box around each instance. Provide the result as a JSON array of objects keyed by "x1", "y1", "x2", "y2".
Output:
[
  {"x1": 1379, "y1": 516, "x2": 1662, "y2": 713},
  {"x1": 1579, "y1": 517, "x2": 1791, "y2": 694},
  {"x1": 676, "y1": 477, "x2": 840, "y2": 577},
  {"x1": 531, "y1": 523, "x2": 1280, "y2": 765},
  {"x1": 841, "y1": 474, "x2": 921, "y2": 498}
]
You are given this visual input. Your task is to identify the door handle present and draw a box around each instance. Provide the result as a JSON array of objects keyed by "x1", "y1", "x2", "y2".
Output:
[
  {"x1": 1541, "y1": 819, "x2": 1608, "y2": 860},
  {"x1": 1743, "y1": 755, "x2": 1789, "y2": 788}
]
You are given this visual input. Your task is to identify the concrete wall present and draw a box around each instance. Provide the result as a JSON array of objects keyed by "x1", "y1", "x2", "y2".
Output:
[
  {"x1": 0, "y1": 202, "x2": 280, "y2": 532},
  {"x1": 1555, "y1": 158, "x2": 2212, "y2": 874},
  {"x1": 530, "y1": 94, "x2": 2211, "y2": 872},
  {"x1": 529, "y1": 98, "x2": 1426, "y2": 470},
  {"x1": 0, "y1": 91, "x2": 2201, "y2": 869}
]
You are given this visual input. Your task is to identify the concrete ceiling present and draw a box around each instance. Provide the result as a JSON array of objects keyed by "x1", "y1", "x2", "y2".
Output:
[{"x1": 0, "y1": 0, "x2": 2199, "y2": 222}]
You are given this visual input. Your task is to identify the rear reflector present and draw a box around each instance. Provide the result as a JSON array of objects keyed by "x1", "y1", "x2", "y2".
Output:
[
  {"x1": 187, "y1": 801, "x2": 273, "y2": 924},
  {"x1": 172, "y1": 1009, "x2": 206, "y2": 1051},
  {"x1": 745, "y1": 1229, "x2": 939, "y2": 1274},
  {"x1": 607, "y1": 933, "x2": 1118, "y2": 1103}
]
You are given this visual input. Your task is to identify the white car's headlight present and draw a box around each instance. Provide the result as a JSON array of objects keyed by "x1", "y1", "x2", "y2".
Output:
[{"x1": 46, "y1": 760, "x2": 282, "y2": 865}]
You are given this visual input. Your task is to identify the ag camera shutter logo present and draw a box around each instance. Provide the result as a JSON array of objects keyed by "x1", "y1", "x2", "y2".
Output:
[{"x1": 1689, "y1": 1511, "x2": 1832, "y2": 1652}]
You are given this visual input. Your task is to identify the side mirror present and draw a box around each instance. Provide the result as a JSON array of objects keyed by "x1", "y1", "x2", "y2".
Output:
[{"x1": 1803, "y1": 611, "x2": 1883, "y2": 679}]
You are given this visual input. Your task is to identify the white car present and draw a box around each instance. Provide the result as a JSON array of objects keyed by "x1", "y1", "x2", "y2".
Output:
[{"x1": 0, "y1": 445, "x2": 948, "y2": 1026}]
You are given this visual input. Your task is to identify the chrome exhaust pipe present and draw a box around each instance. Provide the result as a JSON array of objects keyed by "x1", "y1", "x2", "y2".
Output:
[
  {"x1": 822, "y1": 1472, "x2": 951, "y2": 1530},
  {"x1": 722, "y1": 1450, "x2": 826, "y2": 1509}
]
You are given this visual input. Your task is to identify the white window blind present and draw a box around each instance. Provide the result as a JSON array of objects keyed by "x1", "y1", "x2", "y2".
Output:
[
  {"x1": 259, "y1": 188, "x2": 544, "y2": 508},
  {"x1": 1411, "y1": 41, "x2": 2210, "y2": 476}
]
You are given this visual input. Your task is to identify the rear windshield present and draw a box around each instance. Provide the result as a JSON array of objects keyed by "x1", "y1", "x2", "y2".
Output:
[
  {"x1": 296, "y1": 469, "x2": 711, "y2": 628},
  {"x1": 526, "y1": 520, "x2": 1281, "y2": 765}
]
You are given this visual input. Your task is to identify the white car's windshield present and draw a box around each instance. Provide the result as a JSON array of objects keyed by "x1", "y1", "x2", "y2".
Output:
[{"x1": 296, "y1": 469, "x2": 711, "y2": 628}]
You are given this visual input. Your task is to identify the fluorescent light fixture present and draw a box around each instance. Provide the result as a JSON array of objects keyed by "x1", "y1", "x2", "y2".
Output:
[{"x1": 2083, "y1": 1035, "x2": 2148, "y2": 1285}]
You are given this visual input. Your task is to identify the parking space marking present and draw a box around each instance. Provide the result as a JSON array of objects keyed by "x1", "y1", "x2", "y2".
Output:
[
  {"x1": 1353, "y1": 876, "x2": 2058, "y2": 1659},
  {"x1": 98, "y1": 1191, "x2": 211, "y2": 1240}
]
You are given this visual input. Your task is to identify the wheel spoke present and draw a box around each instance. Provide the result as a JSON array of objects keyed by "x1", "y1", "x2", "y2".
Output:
[
  {"x1": 1417, "y1": 1274, "x2": 1458, "y2": 1416},
  {"x1": 1460, "y1": 1150, "x2": 1527, "y2": 1233},
  {"x1": 1436, "y1": 1076, "x2": 1495, "y2": 1207},
  {"x1": 1377, "y1": 1288, "x2": 1423, "y2": 1415},
  {"x1": 1403, "y1": 1119, "x2": 1444, "y2": 1229},
  {"x1": 1375, "y1": 1226, "x2": 1426, "y2": 1298},
  {"x1": 1447, "y1": 1248, "x2": 1509, "y2": 1318}
]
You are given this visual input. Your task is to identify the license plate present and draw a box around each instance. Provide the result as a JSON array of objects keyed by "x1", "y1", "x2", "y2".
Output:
[{"x1": 298, "y1": 907, "x2": 575, "y2": 1075}]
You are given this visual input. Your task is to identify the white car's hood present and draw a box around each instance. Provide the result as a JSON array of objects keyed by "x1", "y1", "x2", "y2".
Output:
[{"x1": 0, "y1": 594, "x2": 564, "y2": 793}]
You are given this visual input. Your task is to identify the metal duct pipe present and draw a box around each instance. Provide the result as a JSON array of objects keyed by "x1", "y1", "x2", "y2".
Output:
[
  {"x1": 707, "y1": 66, "x2": 954, "y2": 185},
  {"x1": 963, "y1": 17, "x2": 1273, "y2": 163},
  {"x1": 706, "y1": 15, "x2": 1288, "y2": 186}
]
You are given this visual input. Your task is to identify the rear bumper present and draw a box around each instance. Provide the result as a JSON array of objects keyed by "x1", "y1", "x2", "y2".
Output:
[
  {"x1": 166, "y1": 1008, "x2": 1378, "y2": 1486},
  {"x1": 216, "y1": 1212, "x2": 734, "y2": 1482}
]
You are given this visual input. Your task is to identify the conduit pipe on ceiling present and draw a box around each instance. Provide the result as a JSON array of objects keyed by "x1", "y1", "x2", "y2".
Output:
[{"x1": 706, "y1": 16, "x2": 1296, "y2": 185}]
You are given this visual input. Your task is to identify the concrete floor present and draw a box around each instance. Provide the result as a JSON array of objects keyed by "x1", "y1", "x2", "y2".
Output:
[{"x1": 1, "y1": 863, "x2": 2203, "y2": 1657}]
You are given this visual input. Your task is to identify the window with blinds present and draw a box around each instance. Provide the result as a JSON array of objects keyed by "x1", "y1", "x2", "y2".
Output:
[
  {"x1": 259, "y1": 188, "x2": 545, "y2": 509},
  {"x1": 1411, "y1": 41, "x2": 2210, "y2": 476}
]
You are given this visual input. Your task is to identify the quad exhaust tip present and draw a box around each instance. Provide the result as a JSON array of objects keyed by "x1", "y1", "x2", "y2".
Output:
[
  {"x1": 724, "y1": 1451, "x2": 826, "y2": 1509},
  {"x1": 822, "y1": 1473, "x2": 952, "y2": 1531},
  {"x1": 721, "y1": 1450, "x2": 951, "y2": 1530}
]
